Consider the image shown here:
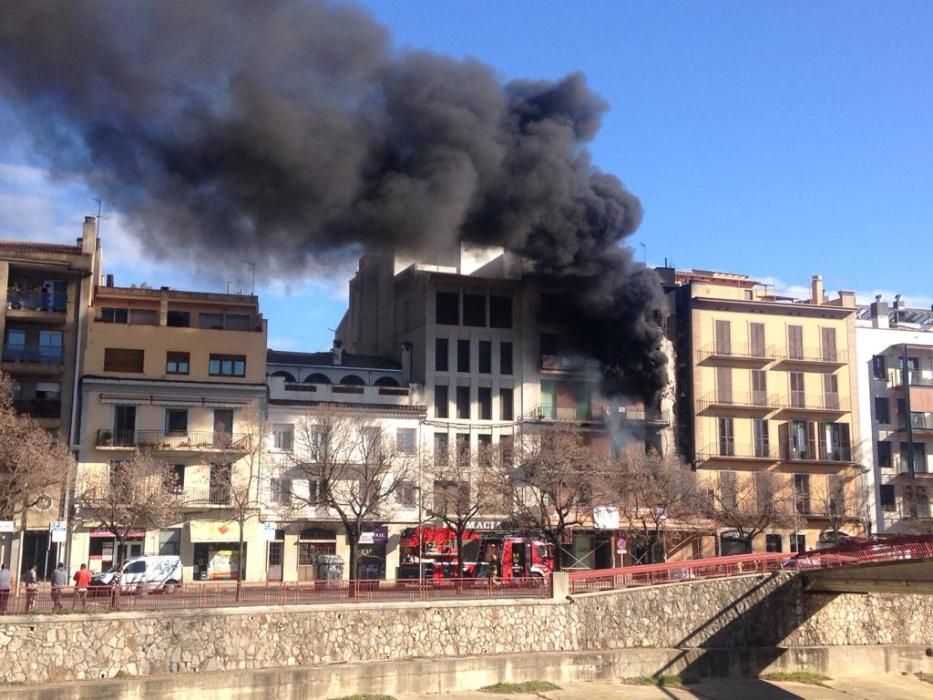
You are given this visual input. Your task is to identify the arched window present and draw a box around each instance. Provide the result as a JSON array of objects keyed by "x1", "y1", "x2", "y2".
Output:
[
  {"x1": 270, "y1": 370, "x2": 296, "y2": 382},
  {"x1": 339, "y1": 375, "x2": 365, "y2": 386},
  {"x1": 374, "y1": 376, "x2": 399, "y2": 387},
  {"x1": 304, "y1": 373, "x2": 331, "y2": 384}
]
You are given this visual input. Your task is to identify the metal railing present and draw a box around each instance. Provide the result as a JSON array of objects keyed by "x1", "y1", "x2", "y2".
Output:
[
  {"x1": 772, "y1": 346, "x2": 848, "y2": 364},
  {"x1": 1, "y1": 344, "x2": 64, "y2": 364},
  {"x1": 5, "y1": 289, "x2": 67, "y2": 312},
  {"x1": 697, "y1": 391, "x2": 778, "y2": 411},
  {"x1": 567, "y1": 535, "x2": 933, "y2": 594},
  {"x1": 781, "y1": 441, "x2": 852, "y2": 463},
  {"x1": 0, "y1": 576, "x2": 551, "y2": 615},
  {"x1": 95, "y1": 429, "x2": 249, "y2": 450},
  {"x1": 12, "y1": 399, "x2": 62, "y2": 418},
  {"x1": 697, "y1": 442, "x2": 779, "y2": 460},
  {"x1": 890, "y1": 369, "x2": 933, "y2": 388},
  {"x1": 777, "y1": 393, "x2": 849, "y2": 412},
  {"x1": 696, "y1": 343, "x2": 772, "y2": 362},
  {"x1": 903, "y1": 414, "x2": 933, "y2": 431}
]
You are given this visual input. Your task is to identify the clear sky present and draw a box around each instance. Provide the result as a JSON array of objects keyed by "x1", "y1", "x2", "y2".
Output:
[{"x1": 1, "y1": 1, "x2": 931, "y2": 352}]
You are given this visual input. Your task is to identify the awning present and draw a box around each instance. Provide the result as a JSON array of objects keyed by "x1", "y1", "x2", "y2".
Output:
[{"x1": 90, "y1": 528, "x2": 145, "y2": 538}]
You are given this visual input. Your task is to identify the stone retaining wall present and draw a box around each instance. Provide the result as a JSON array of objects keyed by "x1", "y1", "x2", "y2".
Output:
[{"x1": 1, "y1": 573, "x2": 932, "y2": 685}]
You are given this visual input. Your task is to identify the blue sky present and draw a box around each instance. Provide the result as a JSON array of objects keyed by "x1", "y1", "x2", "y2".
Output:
[{"x1": 1, "y1": 1, "x2": 931, "y2": 351}]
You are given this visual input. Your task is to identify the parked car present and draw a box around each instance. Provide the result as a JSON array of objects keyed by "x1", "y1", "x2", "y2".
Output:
[{"x1": 91, "y1": 555, "x2": 183, "y2": 593}]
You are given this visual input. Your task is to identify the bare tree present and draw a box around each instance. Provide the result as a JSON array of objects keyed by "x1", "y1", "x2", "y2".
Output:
[
  {"x1": 613, "y1": 445, "x2": 703, "y2": 564},
  {"x1": 705, "y1": 469, "x2": 801, "y2": 553},
  {"x1": 74, "y1": 451, "x2": 180, "y2": 567},
  {"x1": 507, "y1": 428, "x2": 605, "y2": 571},
  {"x1": 0, "y1": 372, "x2": 75, "y2": 580},
  {"x1": 811, "y1": 467, "x2": 869, "y2": 544},
  {"x1": 426, "y1": 440, "x2": 506, "y2": 578},
  {"x1": 287, "y1": 408, "x2": 415, "y2": 582}
]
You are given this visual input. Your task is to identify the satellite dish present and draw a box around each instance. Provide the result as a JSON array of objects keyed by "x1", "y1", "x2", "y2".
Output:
[{"x1": 33, "y1": 494, "x2": 53, "y2": 512}]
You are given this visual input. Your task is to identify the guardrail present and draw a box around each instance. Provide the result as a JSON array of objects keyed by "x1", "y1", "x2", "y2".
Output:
[
  {"x1": 567, "y1": 535, "x2": 933, "y2": 595},
  {"x1": 0, "y1": 577, "x2": 551, "y2": 615},
  {"x1": 95, "y1": 429, "x2": 250, "y2": 451}
]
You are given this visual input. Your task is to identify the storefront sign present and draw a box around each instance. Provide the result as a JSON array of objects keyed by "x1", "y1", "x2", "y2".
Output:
[
  {"x1": 50, "y1": 521, "x2": 67, "y2": 543},
  {"x1": 89, "y1": 528, "x2": 146, "y2": 538},
  {"x1": 359, "y1": 526, "x2": 388, "y2": 545},
  {"x1": 0, "y1": 521, "x2": 15, "y2": 533},
  {"x1": 616, "y1": 537, "x2": 627, "y2": 554},
  {"x1": 466, "y1": 519, "x2": 503, "y2": 531},
  {"x1": 189, "y1": 521, "x2": 238, "y2": 543},
  {"x1": 593, "y1": 507, "x2": 620, "y2": 530}
]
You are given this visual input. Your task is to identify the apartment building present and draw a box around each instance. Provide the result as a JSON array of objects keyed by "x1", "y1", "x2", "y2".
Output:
[
  {"x1": 264, "y1": 347, "x2": 425, "y2": 581},
  {"x1": 71, "y1": 271, "x2": 268, "y2": 581},
  {"x1": 856, "y1": 297, "x2": 933, "y2": 533},
  {"x1": 338, "y1": 244, "x2": 675, "y2": 569},
  {"x1": 663, "y1": 269, "x2": 864, "y2": 554},
  {"x1": 0, "y1": 217, "x2": 99, "y2": 575}
]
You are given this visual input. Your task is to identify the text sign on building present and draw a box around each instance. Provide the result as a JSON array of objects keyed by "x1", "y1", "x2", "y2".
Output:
[
  {"x1": 0, "y1": 521, "x2": 15, "y2": 534},
  {"x1": 466, "y1": 519, "x2": 503, "y2": 531},
  {"x1": 50, "y1": 521, "x2": 67, "y2": 543},
  {"x1": 359, "y1": 526, "x2": 388, "y2": 545},
  {"x1": 261, "y1": 522, "x2": 277, "y2": 541}
]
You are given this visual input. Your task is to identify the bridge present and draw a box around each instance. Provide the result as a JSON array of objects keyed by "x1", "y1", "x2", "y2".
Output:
[{"x1": 567, "y1": 535, "x2": 933, "y2": 595}]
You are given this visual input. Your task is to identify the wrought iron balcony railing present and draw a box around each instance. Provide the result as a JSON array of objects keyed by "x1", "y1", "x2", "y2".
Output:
[
  {"x1": 1, "y1": 344, "x2": 64, "y2": 364},
  {"x1": 95, "y1": 429, "x2": 250, "y2": 451}
]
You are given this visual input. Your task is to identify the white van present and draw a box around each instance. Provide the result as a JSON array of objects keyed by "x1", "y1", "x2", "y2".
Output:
[{"x1": 91, "y1": 555, "x2": 182, "y2": 593}]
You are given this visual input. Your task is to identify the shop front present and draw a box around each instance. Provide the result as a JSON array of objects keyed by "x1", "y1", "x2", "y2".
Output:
[
  {"x1": 297, "y1": 526, "x2": 337, "y2": 581},
  {"x1": 87, "y1": 529, "x2": 146, "y2": 573},
  {"x1": 357, "y1": 526, "x2": 388, "y2": 580},
  {"x1": 188, "y1": 520, "x2": 258, "y2": 581}
]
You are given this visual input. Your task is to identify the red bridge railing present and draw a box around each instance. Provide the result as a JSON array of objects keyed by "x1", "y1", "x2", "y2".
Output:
[{"x1": 567, "y1": 535, "x2": 933, "y2": 595}]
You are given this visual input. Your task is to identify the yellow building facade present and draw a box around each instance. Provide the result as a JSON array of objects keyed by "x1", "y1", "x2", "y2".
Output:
[{"x1": 665, "y1": 270, "x2": 865, "y2": 554}]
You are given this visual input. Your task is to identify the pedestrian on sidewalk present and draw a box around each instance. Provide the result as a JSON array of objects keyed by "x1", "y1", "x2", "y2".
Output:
[
  {"x1": 0, "y1": 564, "x2": 11, "y2": 614},
  {"x1": 73, "y1": 564, "x2": 92, "y2": 611},
  {"x1": 50, "y1": 562, "x2": 66, "y2": 612},
  {"x1": 24, "y1": 563, "x2": 39, "y2": 613}
]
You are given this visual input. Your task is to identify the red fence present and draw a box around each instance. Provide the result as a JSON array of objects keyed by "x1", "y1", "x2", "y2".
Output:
[
  {"x1": 568, "y1": 535, "x2": 933, "y2": 595},
  {"x1": 0, "y1": 577, "x2": 551, "y2": 616}
]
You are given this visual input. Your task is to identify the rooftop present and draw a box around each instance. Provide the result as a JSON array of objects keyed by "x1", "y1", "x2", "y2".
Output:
[{"x1": 267, "y1": 349, "x2": 401, "y2": 371}]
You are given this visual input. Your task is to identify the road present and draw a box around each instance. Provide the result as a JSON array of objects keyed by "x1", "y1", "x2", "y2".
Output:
[{"x1": 404, "y1": 676, "x2": 933, "y2": 699}]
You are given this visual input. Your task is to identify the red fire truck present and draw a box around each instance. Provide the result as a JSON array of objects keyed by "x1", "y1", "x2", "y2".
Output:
[{"x1": 398, "y1": 526, "x2": 554, "y2": 580}]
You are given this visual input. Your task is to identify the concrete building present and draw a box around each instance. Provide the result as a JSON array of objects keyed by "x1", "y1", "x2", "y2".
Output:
[
  {"x1": 263, "y1": 348, "x2": 426, "y2": 581},
  {"x1": 71, "y1": 261, "x2": 268, "y2": 581},
  {"x1": 662, "y1": 268, "x2": 865, "y2": 554},
  {"x1": 0, "y1": 217, "x2": 99, "y2": 576},
  {"x1": 855, "y1": 296, "x2": 933, "y2": 533},
  {"x1": 337, "y1": 245, "x2": 675, "y2": 569}
]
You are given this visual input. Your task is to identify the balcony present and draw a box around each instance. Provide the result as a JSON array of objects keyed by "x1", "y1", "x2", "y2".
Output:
[
  {"x1": 781, "y1": 441, "x2": 852, "y2": 463},
  {"x1": 697, "y1": 391, "x2": 778, "y2": 414},
  {"x1": 5, "y1": 288, "x2": 67, "y2": 315},
  {"x1": 526, "y1": 405, "x2": 601, "y2": 422},
  {"x1": 278, "y1": 381, "x2": 414, "y2": 407},
  {"x1": 12, "y1": 399, "x2": 62, "y2": 419},
  {"x1": 176, "y1": 484, "x2": 234, "y2": 507},
  {"x1": 1, "y1": 344, "x2": 64, "y2": 368},
  {"x1": 697, "y1": 442, "x2": 779, "y2": 462},
  {"x1": 890, "y1": 369, "x2": 933, "y2": 388},
  {"x1": 772, "y1": 346, "x2": 848, "y2": 369},
  {"x1": 696, "y1": 343, "x2": 772, "y2": 366},
  {"x1": 617, "y1": 406, "x2": 672, "y2": 426},
  {"x1": 899, "y1": 413, "x2": 933, "y2": 435},
  {"x1": 777, "y1": 393, "x2": 850, "y2": 415},
  {"x1": 95, "y1": 429, "x2": 250, "y2": 453}
]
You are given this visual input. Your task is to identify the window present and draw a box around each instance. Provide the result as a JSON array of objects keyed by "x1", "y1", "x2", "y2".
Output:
[
  {"x1": 751, "y1": 370, "x2": 767, "y2": 405},
  {"x1": 871, "y1": 355, "x2": 887, "y2": 380},
  {"x1": 273, "y1": 423, "x2": 294, "y2": 451},
  {"x1": 124, "y1": 561, "x2": 146, "y2": 575},
  {"x1": 540, "y1": 333, "x2": 559, "y2": 367},
  {"x1": 113, "y1": 405, "x2": 136, "y2": 446},
  {"x1": 478, "y1": 387, "x2": 492, "y2": 420},
  {"x1": 435, "y1": 338, "x2": 449, "y2": 372},
  {"x1": 166, "y1": 465, "x2": 185, "y2": 494},
  {"x1": 500, "y1": 388, "x2": 514, "y2": 421},
  {"x1": 457, "y1": 340, "x2": 470, "y2": 373},
  {"x1": 875, "y1": 397, "x2": 890, "y2": 424},
  {"x1": 35, "y1": 381, "x2": 60, "y2": 399},
  {"x1": 100, "y1": 307, "x2": 128, "y2": 323},
  {"x1": 434, "y1": 385, "x2": 449, "y2": 419},
  {"x1": 129, "y1": 309, "x2": 158, "y2": 325},
  {"x1": 38, "y1": 330, "x2": 63, "y2": 362},
  {"x1": 489, "y1": 296, "x2": 512, "y2": 329},
  {"x1": 225, "y1": 314, "x2": 250, "y2": 331},
  {"x1": 104, "y1": 348, "x2": 144, "y2": 373},
  {"x1": 433, "y1": 479, "x2": 468, "y2": 514},
  {"x1": 900, "y1": 442, "x2": 927, "y2": 474},
  {"x1": 500, "y1": 435, "x2": 514, "y2": 467},
  {"x1": 165, "y1": 409, "x2": 188, "y2": 435},
  {"x1": 436, "y1": 292, "x2": 459, "y2": 325},
  {"x1": 794, "y1": 474, "x2": 811, "y2": 514},
  {"x1": 456, "y1": 386, "x2": 470, "y2": 419},
  {"x1": 159, "y1": 529, "x2": 181, "y2": 555},
  {"x1": 396, "y1": 428, "x2": 416, "y2": 455},
  {"x1": 199, "y1": 312, "x2": 224, "y2": 330},
  {"x1": 715, "y1": 320, "x2": 731, "y2": 355},
  {"x1": 209, "y1": 354, "x2": 246, "y2": 377},
  {"x1": 167, "y1": 310, "x2": 190, "y2": 327},
  {"x1": 765, "y1": 534, "x2": 783, "y2": 553},
  {"x1": 750, "y1": 322, "x2": 766, "y2": 358},
  {"x1": 434, "y1": 432, "x2": 449, "y2": 466},
  {"x1": 880, "y1": 484, "x2": 896, "y2": 512},
  {"x1": 877, "y1": 441, "x2": 892, "y2": 468},
  {"x1": 5, "y1": 329, "x2": 25, "y2": 347},
  {"x1": 456, "y1": 433, "x2": 470, "y2": 466},
  {"x1": 790, "y1": 535, "x2": 806, "y2": 553},
  {"x1": 716, "y1": 367, "x2": 732, "y2": 403},
  {"x1": 753, "y1": 419, "x2": 770, "y2": 458},
  {"x1": 788, "y1": 325, "x2": 804, "y2": 359},
  {"x1": 719, "y1": 471, "x2": 737, "y2": 509},
  {"x1": 166, "y1": 351, "x2": 190, "y2": 375},
  {"x1": 397, "y1": 481, "x2": 416, "y2": 507},
  {"x1": 789, "y1": 372, "x2": 805, "y2": 407},
  {"x1": 821, "y1": 327, "x2": 837, "y2": 362},
  {"x1": 463, "y1": 294, "x2": 486, "y2": 327},
  {"x1": 823, "y1": 374, "x2": 839, "y2": 409},
  {"x1": 270, "y1": 477, "x2": 292, "y2": 506},
  {"x1": 500, "y1": 342, "x2": 513, "y2": 375},
  {"x1": 478, "y1": 341, "x2": 491, "y2": 374},
  {"x1": 718, "y1": 417, "x2": 734, "y2": 456},
  {"x1": 209, "y1": 464, "x2": 232, "y2": 505},
  {"x1": 828, "y1": 474, "x2": 845, "y2": 515}
]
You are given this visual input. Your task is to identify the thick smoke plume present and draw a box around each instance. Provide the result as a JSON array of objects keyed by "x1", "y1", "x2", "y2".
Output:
[{"x1": 0, "y1": 0, "x2": 666, "y2": 400}]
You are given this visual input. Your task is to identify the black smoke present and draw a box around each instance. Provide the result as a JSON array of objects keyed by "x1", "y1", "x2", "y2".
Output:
[{"x1": 0, "y1": 0, "x2": 667, "y2": 400}]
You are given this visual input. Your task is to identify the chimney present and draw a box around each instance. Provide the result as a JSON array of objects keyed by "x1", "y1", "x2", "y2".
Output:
[
  {"x1": 401, "y1": 342, "x2": 412, "y2": 384},
  {"x1": 105, "y1": 273, "x2": 115, "y2": 287},
  {"x1": 870, "y1": 294, "x2": 889, "y2": 329},
  {"x1": 810, "y1": 274, "x2": 823, "y2": 305},
  {"x1": 332, "y1": 338, "x2": 344, "y2": 366},
  {"x1": 893, "y1": 294, "x2": 902, "y2": 326},
  {"x1": 80, "y1": 216, "x2": 97, "y2": 255}
]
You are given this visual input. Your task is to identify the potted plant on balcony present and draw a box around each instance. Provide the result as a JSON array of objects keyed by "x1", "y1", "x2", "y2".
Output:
[{"x1": 98, "y1": 430, "x2": 113, "y2": 446}]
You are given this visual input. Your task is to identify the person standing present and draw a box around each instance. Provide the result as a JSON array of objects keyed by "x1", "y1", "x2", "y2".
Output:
[
  {"x1": 0, "y1": 564, "x2": 11, "y2": 614},
  {"x1": 73, "y1": 563, "x2": 92, "y2": 612},
  {"x1": 24, "y1": 563, "x2": 39, "y2": 613},
  {"x1": 50, "y1": 562, "x2": 67, "y2": 612}
]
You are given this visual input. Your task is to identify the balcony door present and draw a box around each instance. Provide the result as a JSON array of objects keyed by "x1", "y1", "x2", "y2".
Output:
[
  {"x1": 715, "y1": 320, "x2": 732, "y2": 355},
  {"x1": 213, "y1": 408, "x2": 234, "y2": 448},
  {"x1": 787, "y1": 325, "x2": 804, "y2": 360},
  {"x1": 718, "y1": 417, "x2": 735, "y2": 457},
  {"x1": 113, "y1": 405, "x2": 136, "y2": 446},
  {"x1": 820, "y1": 328, "x2": 837, "y2": 362},
  {"x1": 789, "y1": 372, "x2": 805, "y2": 407}
]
